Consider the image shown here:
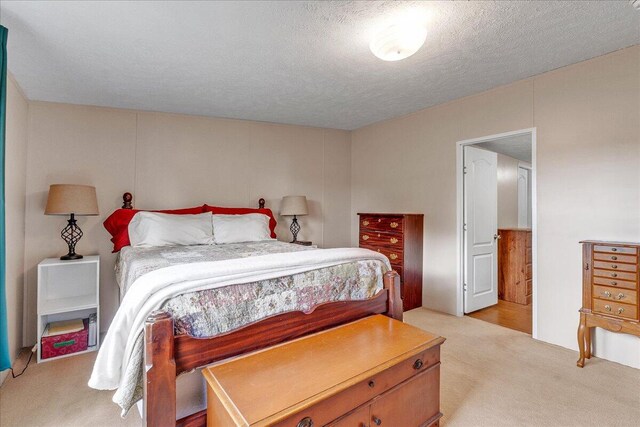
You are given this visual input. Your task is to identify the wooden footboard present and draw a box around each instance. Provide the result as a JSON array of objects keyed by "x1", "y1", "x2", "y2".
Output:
[{"x1": 144, "y1": 270, "x2": 402, "y2": 427}]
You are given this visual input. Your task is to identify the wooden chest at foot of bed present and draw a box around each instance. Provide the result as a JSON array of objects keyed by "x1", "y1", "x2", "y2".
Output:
[{"x1": 203, "y1": 315, "x2": 444, "y2": 427}]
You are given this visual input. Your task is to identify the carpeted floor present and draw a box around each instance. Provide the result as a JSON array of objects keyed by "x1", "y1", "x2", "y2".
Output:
[{"x1": 1, "y1": 308, "x2": 639, "y2": 426}]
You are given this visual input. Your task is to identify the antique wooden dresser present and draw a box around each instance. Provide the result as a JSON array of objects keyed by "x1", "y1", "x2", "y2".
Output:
[
  {"x1": 577, "y1": 240, "x2": 640, "y2": 367},
  {"x1": 203, "y1": 315, "x2": 445, "y2": 427},
  {"x1": 358, "y1": 213, "x2": 424, "y2": 311},
  {"x1": 497, "y1": 228, "x2": 532, "y2": 305}
]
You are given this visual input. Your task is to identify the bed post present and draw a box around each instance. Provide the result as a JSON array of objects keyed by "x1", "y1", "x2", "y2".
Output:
[
  {"x1": 258, "y1": 198, "x2": 265, "y2": 209},
  {"x1": 384, "y1": 270, "x2": 403, "y2": 321},
  {"x1": 122, "y1": 192, "x2": 133, "y2": 209},
  {"x1": 144, "y1": 311, "x2": 177, "y2": 426}
]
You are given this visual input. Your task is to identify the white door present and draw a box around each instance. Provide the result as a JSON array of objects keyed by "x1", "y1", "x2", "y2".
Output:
[
  {"x1": 464, "y1": 146, "x2": 498, "y2": 313},
  {"x1": 518, "y1": 166, "x2": 531, "y2": 228}
]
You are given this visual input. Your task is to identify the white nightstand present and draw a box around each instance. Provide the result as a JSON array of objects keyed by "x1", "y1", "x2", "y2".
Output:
[{"x1": 37, "y1": 255, "x2": 100, "y2": 363}]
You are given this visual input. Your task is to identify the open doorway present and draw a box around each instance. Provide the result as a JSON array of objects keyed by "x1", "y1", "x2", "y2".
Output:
[{"x1": 456, "y1": 129, "x2": 536, "y2": 336}]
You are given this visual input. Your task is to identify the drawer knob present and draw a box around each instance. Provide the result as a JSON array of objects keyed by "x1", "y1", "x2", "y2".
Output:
[
  {"x1": 605, "y1": 305, "x2": 612, "y2": 312},
  {"x1": 362, "y1": 220, "x2": 369, "y2": 226},
  {"x1": 611, "y1": 264, "x2": 618, "y2": 269},
  {"x1": 618, "y1": 307, "x2": 625, "y2": 314},
  {"x1": 297, "y1": 417, "x2": 313, "y2": 427},
  {"x1": 611, "y1": 273, "x2": 617, "y2": 278},
  {"x1": 603, "y1": 291, "x2": 612, "y2": 298},
  {"x1": 368, "y1": 380, "x2": 375, "y2": 388},
  {"x1": 362, "y1": 235, "x2": 369, "y2": 241},
  {"x1": 389, "y1": 253, "x2": 398, "y2": 260},
  {"x1": 390, "y1": 221, "x2": 399, "y2": 228},
  {"x1": 372, "y1": 416, "x2": 382, "y2": 426},
  {"x1": 611, "y1": 281, "x2": 617, "y2": 286},
  {"x1": 390, "y1": 237, "x2": 398, "y2": 244},
  {"x1": 413, "y1": 359, "x2": 424, "y2": 370},
  {"x1": 612, "y1": 248, "x2": 617, "y2": 252},
  {"x1": 617, "y1": 293, "x2": 625, "y2": 300},
  {"x1": 611, "y1": 256, "x2": 617, "y2": 260}
]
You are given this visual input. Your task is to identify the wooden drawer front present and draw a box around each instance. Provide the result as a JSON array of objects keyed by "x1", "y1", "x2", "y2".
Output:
[
  {"x1": 370, "y1": 366, "x2": 440, "y2": 427},
  {"x1": 592, "y1": 276, "x2": 637, "y2": 290},
  {"x1": 360, "y1": 216, "x2": 403, "y2": 234},
  {"x1": 360, "y1": 231, "x2": 403, "y2": 249},
  {"x1": 593, "y1": 285, "x2": 637, "y2": 305},
  {"x1": 594, "y1": 245, "x2": 638, "y2": 255},
  {"x1": 593, "y1": 252, "x2": 638, "y2": 264},
  {"x1": 277, "y1": 346, "x2": 440, "y2": 427},
  {"x1": 593, "y1": 269, "x2": 637, "y2": 282},
  {"x1": 593, "y1": 261, "x2": 638, "y2": 273},
  {"x1": 593, "y1": 299, "x2": 638, "y2": 320},
  {"x1": 361, "y1": 244, "x2": 403, "y2": 265},
  {"x1": 326, "y1": 405, "x2": 369, "y2": 427}
]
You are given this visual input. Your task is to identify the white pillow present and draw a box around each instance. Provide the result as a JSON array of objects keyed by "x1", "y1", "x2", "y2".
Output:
[
  {"x1": 128, "y1": 212, "x2": 214, "y2": 247},
  {"x1": 212, "y1": 213, "x2": 273, "y2": 244}
]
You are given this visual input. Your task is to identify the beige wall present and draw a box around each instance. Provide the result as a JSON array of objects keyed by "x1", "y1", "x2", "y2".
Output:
[
  {"x1": 22, "y1": 105, "x2": 351, "y2": 343},
  {"x1": 352, "y1": 46, "x2": 639, "y2": 368},
  {"x1": 2, "y1": 75, "x2": 28, "y2": 381},
  {"x1": 497, "y1": 153, "x2": 520, "y2": 229}
]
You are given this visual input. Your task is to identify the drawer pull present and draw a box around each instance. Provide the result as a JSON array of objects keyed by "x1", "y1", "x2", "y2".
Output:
[
  {"x1": 297, "y1": 417, "x2": 313, "y2": 427},
  {"x1": 362, "y1": 220, "x2": 369, "y2": 226},
  {"x1": 612, "y1": 248, "x2": 617, "y2": 252},
  {"x1": 378, "y1": 218, "x2": 382, "y2": 223},
  {"x1": 362, "y1": 235, "x2": 369, "y2": 241},
  {"x1": 611, "y1": 264, "x2": 618, "y2": 269},
  {"x1": 611, "y1": 273, "x2": 617, "y2": 278},
  {"x1": 611, "y1": 281, "x2": 617, "y2": 286},
  {"x1": 390, "y1": 237, "x2": 398, "y2": 244},
  {"x1": 618, "y1": 307, "x2": 625, "y2": 314},
  {"x1": 611, "y1": 256, "x2": 618, "y2": 260},
  {"x1": 390, "y1": 222, "x2": 399, "y2": 228},
  {"x1": 603, "y1": 291, "x2": 612, "y2": 298},
  {"x1": 372, "y1": 416, "x2": 382, "y2": 426},
  {"x1": 617, "y1": 293, "x2": 625, "y2": 300},
  {"x1": 368, "y1": 380, "x2": 375, "y2": 388},
  {"x1": 389, "y1": 253, "x2": 398, "y2": 260},
  {"x1": 413, "y1": 359, "x2": 424, "y2": 370},
  {"x1": 605, "y1": 305, "x2": 612, "y2": 312}
]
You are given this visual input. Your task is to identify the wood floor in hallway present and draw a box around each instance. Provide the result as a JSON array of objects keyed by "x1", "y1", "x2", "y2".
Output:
[{"x1": 467, "y1": 299, "x2": 532, "y2": 334}]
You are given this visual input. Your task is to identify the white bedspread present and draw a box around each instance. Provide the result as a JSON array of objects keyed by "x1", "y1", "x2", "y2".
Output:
[{"x1": 88, "y1": 247, "x2": 389, "y2": 391}]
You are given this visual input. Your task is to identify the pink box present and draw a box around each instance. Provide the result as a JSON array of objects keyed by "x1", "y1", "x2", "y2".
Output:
[{"x1": 41, "y1": 319, "x2": 89, "y2": 359}]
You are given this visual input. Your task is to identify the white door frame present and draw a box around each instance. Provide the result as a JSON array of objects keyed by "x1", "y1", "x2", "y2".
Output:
[{"x1": 455, "y1": 128, "x2": 538, "y2": 339}]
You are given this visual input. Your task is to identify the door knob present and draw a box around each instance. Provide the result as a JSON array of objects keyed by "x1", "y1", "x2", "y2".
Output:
[{"x1": 494, "y1": 234, "x2": 501, "y2": 240}]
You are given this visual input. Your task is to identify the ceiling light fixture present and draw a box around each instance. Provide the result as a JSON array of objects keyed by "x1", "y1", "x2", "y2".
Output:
[{"x1": 370, "y1": 22, "x2": 427, "y2": 61}]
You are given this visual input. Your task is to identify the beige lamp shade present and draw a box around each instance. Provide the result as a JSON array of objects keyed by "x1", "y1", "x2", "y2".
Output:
[
  {"x1": 45, "y1": 184, "x2": 99, "y2": 216},
  {"x1": 280, "y1": 195, "x2": 308, "y2": 216}
]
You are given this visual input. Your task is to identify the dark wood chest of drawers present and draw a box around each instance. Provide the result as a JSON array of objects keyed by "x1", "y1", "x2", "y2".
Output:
[
  {"x1": 358, "y1": 213, "x2": 424, "y2": 311},
  {"x1": 577, "y1": 240, "x2": 640, "y2": 367}
]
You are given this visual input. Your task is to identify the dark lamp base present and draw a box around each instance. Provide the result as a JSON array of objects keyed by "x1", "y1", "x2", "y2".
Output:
[{"x1": 61, "y1": 253, "x2": 83, "y2": 261}]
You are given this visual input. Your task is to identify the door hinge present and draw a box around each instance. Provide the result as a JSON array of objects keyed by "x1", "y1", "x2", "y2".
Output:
[
  {"x1": 463, "y1": 283, "x2": 468, "y2": 291},
  {"x1": 463, "y1": 223, "x2": 467, "y2": 231},
  {"x1": 463, "y1": 166, "x2": 468, "y2": 174}
]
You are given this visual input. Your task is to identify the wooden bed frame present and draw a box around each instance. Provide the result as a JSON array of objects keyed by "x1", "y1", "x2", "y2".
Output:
[{"x1": 119, "y1": 193, "x2": 403, "y2": 426}]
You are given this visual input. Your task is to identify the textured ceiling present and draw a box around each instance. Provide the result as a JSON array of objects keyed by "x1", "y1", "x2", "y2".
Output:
[
  {"x1": 1, "y1": 1, "x2": 638, "y2": 130},
  {"x1": 475, "y1": 134, "x2": 532, "y2": 163}
]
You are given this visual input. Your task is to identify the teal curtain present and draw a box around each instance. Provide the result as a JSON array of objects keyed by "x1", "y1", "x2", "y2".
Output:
[{"x1": 0, "y1": 25, "x2": 10, "y2": 371}]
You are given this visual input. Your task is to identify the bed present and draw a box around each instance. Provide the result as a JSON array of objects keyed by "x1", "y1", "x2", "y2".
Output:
[{"x1": 90, "y1": 193, "x2": 403, "y2": 427}]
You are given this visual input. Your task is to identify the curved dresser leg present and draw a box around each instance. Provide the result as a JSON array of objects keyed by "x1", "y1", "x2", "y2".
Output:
[
  {"x1": 585, "y1": 325, "x2": 592, "y2": 359},
  {"x1": 577, "y1": 313, "x2": 586, "y2": 368}
]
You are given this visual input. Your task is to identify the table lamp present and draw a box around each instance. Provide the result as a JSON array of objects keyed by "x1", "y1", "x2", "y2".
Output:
[
  {"x1": 280, "y1": 195, "x2": 308, "y2": 243},
  {"x1": 45, "y1": 184, "x2": 99, "y2": 260}
]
